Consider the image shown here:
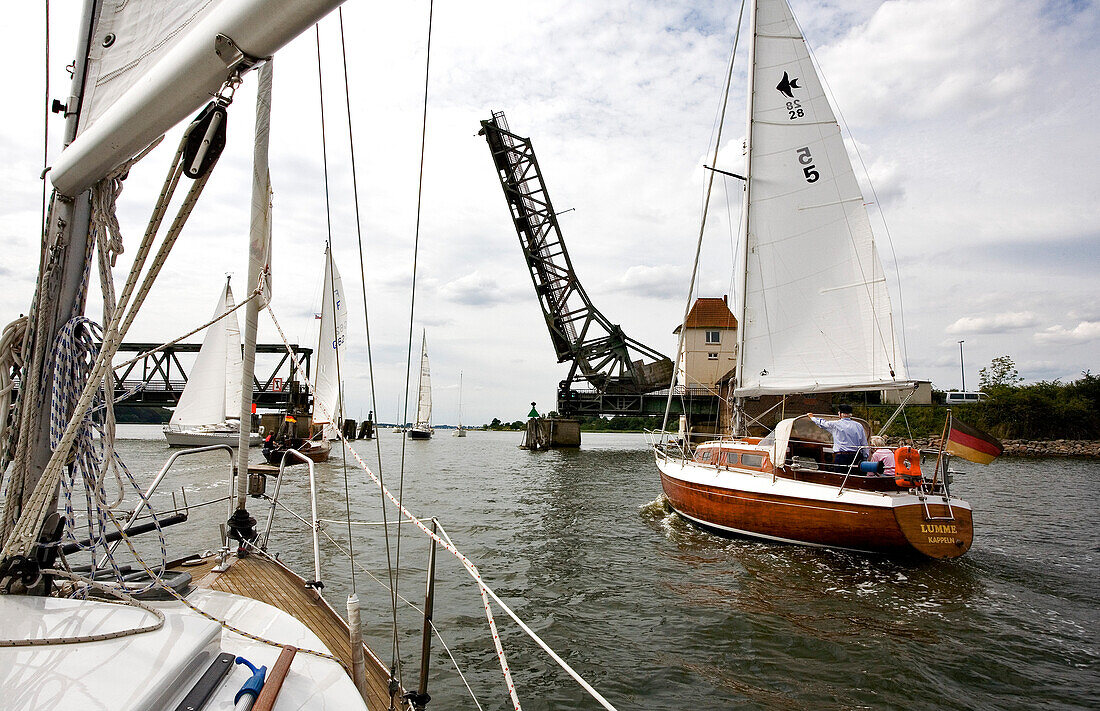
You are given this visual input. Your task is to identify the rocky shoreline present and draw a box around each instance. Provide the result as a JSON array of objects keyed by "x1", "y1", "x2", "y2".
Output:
[{"x1": 901, "y1": 438, "x2": 1100, "y2": 459}]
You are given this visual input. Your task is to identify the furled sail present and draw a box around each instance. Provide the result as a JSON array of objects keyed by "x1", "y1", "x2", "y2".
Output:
[
  {"x1": 313, "y1": 244, "x2": 347, "y2": 439},
  {"x1": 171, "y1": 279, "x2": 241, "y2": 428},
  {"x1": 735, "y1": 0, "x2": 906, "y2": 397},
  {"x1": 79, "y1": 1, "x2": 220, "y2": 136},
  {"x1": 416, "y1": 333, "x2": 432, "y2": 428}
]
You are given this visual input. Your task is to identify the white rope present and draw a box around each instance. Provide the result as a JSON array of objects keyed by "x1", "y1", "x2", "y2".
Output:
[
  {"x1": 262, "y1": 299, "x2": 619, "y2": 711},
  {"x1": 0, "y1": 568, "x2": 165, "y2": 647}
]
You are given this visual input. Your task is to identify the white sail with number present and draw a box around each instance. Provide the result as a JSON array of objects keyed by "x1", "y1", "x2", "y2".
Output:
[
  {"x1": 313, "y1": 243, "x2": 347, "y2": 439},
  {"x1": 735, "y1": 0, "x2": 905, "y2": 397}
]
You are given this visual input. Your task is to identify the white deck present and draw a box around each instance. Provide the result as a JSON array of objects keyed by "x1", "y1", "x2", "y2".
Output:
[{"x1": 0, "y1": 589, "x2": 366, "y2": 710}]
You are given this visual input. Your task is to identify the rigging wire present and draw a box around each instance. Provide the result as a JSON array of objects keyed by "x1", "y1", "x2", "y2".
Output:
[
  {"x1": 314, "y1": 26, "x2": 358, "y2": 599},
  {"x1": 40, "y1": 0, "x2": 50, "y2": 238},
  {"x1": 660, "y1": 0, "x2": 746, "y2": 437},
  {"x1": 336, "y1": 4, "x2": 403, "y2": 677},
  {"x1": 394, "y1": 0, "x2": 436, "y2": 683}
]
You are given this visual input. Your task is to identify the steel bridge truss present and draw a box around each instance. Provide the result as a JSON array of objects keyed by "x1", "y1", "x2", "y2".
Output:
[
  {"x1": 109, "y1": 342, "x2": 312, "y2": 408},
  {"x1": 479, "y1": 111, "x2": 673, "y2": 413}
]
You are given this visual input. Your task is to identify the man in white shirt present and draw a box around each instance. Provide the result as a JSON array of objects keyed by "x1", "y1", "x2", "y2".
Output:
[{"x1": 807, "y1": 404, "x2": 867, "y2": 470}]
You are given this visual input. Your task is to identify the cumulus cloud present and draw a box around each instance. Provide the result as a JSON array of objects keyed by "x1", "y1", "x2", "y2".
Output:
[
  {"x1": 945, "y1": 312, "x2": 1039, "y2": 335},
  {"x1": 438, "y1": 271, "x2": 517, "y2": 306},
  {"x1": 1033, "y1": 321, "x2": 1100, "y2": 346},
  {"x1": 602, "y1": 265, "x2": 688, "y2": 299}
]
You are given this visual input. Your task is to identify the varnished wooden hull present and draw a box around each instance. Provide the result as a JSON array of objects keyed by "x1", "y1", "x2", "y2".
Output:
[
  {"x1": 262, "y1": 438, "x2": 332, "y2": 465},
  {"x1": 656, "y1": 453, "x2": 972, "y2": 559}
]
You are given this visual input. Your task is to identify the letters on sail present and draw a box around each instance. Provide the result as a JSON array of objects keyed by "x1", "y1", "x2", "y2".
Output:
[{"x1": 735, "y1": 0, "x2": 906, "y2": 398}]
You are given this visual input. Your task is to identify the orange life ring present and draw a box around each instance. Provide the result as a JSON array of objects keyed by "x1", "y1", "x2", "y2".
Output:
[{"x1": 894, "y1": 446, "x2": 922, "y2": 487}]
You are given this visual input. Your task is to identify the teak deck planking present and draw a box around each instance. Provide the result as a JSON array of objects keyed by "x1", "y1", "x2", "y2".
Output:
[{"x1": 173, "y1": 554, "x2": 396, "y2": 710}]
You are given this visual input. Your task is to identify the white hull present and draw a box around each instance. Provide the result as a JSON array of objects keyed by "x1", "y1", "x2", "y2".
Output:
[
  {"x1": 0, "y1": 588, "x2": 365, "y2": 710},
  {"x1": 163, "y1": 426, "x2": 261, "y2": 448}
]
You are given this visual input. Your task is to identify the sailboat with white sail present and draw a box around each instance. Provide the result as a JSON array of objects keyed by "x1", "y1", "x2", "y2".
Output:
[
  {"x1": 313, "y1": 241, "x2": 347, "y2": 440},
  {"x1": 408, "y1": 331, "x2": 433, "y2": 439},
  {"x1": 454, "y1": 370, "x2": 467, "y2": 437},
  {"x1": 163, "y1": 277, "x2": 260, "y2": 447},
  {"x1": 261, "y1": 244, "x2": 344, "y2": 464},
  {"x1": 654, "y1": 0, "x2": 973, "y2": 559}
]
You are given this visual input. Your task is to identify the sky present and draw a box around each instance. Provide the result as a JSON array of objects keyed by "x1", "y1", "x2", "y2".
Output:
[{"x1": 1, "y1": 0, "x2": 1097, "y2": 427}]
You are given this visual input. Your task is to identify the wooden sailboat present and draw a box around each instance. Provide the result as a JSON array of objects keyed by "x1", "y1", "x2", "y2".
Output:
[
  {"x1": 454, "y1": 371, "x2": 467, "y2": 437},
  {"x1": 408, "y1": 331, "x2": 433, "y2": 439},
  {"x1": 163, "y1": 277, "x2": 261, "y2": 447},
  {"x1": 654, "y1": 0, "x2": 973, "y2": 559}
]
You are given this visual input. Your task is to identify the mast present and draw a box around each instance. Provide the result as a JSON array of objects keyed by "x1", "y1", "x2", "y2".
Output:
[
  {"x1": 733, "y1": 0, "x2": 758, "y2": 437},
  {"x1": 235, "y1": 60, "x2": 273, "y2": 510},
  {"x1": 2, "y1": 0, "x2": 98, "y2": 545}
]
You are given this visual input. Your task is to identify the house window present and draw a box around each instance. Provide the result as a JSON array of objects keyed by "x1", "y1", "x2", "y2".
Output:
[
  {"x1": 705, "y1": 330, "x2": 720, "y2": 344},
  {"x1": 707, "y1": 352, "x2": 718, "y2": 360}
]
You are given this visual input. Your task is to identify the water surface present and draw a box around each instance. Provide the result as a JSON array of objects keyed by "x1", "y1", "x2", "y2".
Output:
[{"x1": 113, "y1": 426, "x2": 1098, "y2": 710}]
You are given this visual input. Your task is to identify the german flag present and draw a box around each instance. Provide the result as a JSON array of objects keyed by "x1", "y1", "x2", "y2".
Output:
[{"x1": 946, "y1": 418, "x2": 1003, "y2": 464}]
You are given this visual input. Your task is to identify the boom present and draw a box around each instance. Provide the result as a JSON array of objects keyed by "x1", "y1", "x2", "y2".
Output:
[{"x1": 478, "y1": 111, "x2": 673, "y2": 414}]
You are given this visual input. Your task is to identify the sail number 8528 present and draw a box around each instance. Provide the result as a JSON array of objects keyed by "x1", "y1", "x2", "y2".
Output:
[{"x1": 796, "y1": 147, "x2": 819, "y2": 183}]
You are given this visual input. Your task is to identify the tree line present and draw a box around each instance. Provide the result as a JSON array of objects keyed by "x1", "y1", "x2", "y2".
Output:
[{"x1": 856, "y1": 357, "x2": 1100, "y2": 440}]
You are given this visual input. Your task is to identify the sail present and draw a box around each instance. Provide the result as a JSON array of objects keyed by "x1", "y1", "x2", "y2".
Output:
[
  {"x1": 80, "y1": 1, "x2": 220, "y2": 136},
  {"x1": 416, "y1": 333, "x2": 432, "y2": 427},
  {"x1": 313, "y1": 245, "x2": 347, "y2": 439},
  {"x1": 735, "y1": 0, "x2": 906, "y2": 397},
  {"x1": 171, "y1": 280, "x2": 239, "y2": 427},
  {"x1": 223, "y1": 283, "x2": 243, "y2": 420}
]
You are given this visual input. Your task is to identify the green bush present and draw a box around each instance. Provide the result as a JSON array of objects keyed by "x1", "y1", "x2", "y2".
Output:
[{"x1": 855, "y1": 370, "x2": 1100, "y2": 440}]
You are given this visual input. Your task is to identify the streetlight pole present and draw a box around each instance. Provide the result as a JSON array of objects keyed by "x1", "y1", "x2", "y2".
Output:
[{"x1": 958, "y1": 340, "x2": 966, "y2": 391}]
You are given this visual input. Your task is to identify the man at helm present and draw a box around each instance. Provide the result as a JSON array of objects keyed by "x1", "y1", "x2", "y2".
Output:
[{"x1": 807, "y1": 404, "x2": 868, "y2": 469}]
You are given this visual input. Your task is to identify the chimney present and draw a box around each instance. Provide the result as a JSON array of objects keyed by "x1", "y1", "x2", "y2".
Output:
[{"x1": 722, "y1": 294, "x2": 728, "y2": 304}]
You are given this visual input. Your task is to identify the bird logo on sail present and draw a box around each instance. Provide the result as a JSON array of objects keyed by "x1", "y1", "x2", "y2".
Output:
[{"x1": 776, "y1": 71, "x2": 801, "y2": 98}]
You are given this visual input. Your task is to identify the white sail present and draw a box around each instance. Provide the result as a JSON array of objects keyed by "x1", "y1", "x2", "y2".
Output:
[
  {"x1": 735, "y1": 0, "x2": 906, "y2": 397},
  {"x1": 171, "y1": 279, "x2": 240, "y2": 428},
  {"x1": 313, "y1": 244, "x2": 347, "y2": 439},
  {"x1": 79, "y1": 1, "x2": 220, "y2": 136},
  {"x1": 416, "y1": 333, "x2": 432, "y2": 428}
]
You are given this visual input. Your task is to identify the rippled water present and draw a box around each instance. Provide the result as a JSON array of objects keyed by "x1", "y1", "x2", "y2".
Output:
[{"x1": 112, "y1": 426, "x2": 1098, "y2": 710}]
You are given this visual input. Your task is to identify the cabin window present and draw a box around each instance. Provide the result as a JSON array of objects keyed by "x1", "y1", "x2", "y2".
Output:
[
  {"x1": 706, "y1": 330, "x2": 720, "y2": 344},
  {"x1": 697, "y1": 450, "x2": 713, "y2": 462},
  {"x1": 740, "y1": 454, "x2": 764, "y2": 468},
  {"x1": 707, "y1": 352, "x2": 719, "y2": 361}
]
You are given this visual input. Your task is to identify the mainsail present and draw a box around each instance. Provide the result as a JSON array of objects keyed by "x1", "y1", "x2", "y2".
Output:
[
  {"x1": 735, "y1": 0, "x2": 906, "y2": 397},
  {"x1": 313, "y1": 244, "x2": 347, "y2": 439},
  {"x1": 170, "y1": 279, "x2": 242, "y2": 428},
  {"x1": 416, "y1": 333, "x2": 432, "y2": 428}
]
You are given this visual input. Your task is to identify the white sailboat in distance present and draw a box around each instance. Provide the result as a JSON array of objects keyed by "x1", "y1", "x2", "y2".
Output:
[
  {"x1": 163, "y1": 277, "x2": 260, "y2": 447},
  {"x1": 313, "y1": 241, "x2": 348, "y2": 440},
  {"x1": 454, "y1": 370, "x2": 467, "y2": 437},
  {"x1": 408, "y1": 331, "x2": 433, "y2": 439}
]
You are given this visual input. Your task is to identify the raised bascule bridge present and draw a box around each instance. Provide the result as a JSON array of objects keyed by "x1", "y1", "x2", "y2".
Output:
[{"x1": 479, "y1": 111, "x2": 726, "y2": 443}]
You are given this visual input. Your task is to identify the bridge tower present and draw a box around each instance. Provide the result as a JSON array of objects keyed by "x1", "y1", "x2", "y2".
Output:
[{"x1": 478, "y1": 111, "x2": 673, "y2": 416}]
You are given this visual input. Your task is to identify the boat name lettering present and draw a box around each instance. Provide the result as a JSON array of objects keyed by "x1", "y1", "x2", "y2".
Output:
[
  {"x1": 926, "y1": 536, "x2": 956, "y2": 544},
  {"x1": 796, "y1": 147, "x2": 819, "y2": 183},
  {"x1": 920, "y1": 523, "x2": 957, "y2": 535}
]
